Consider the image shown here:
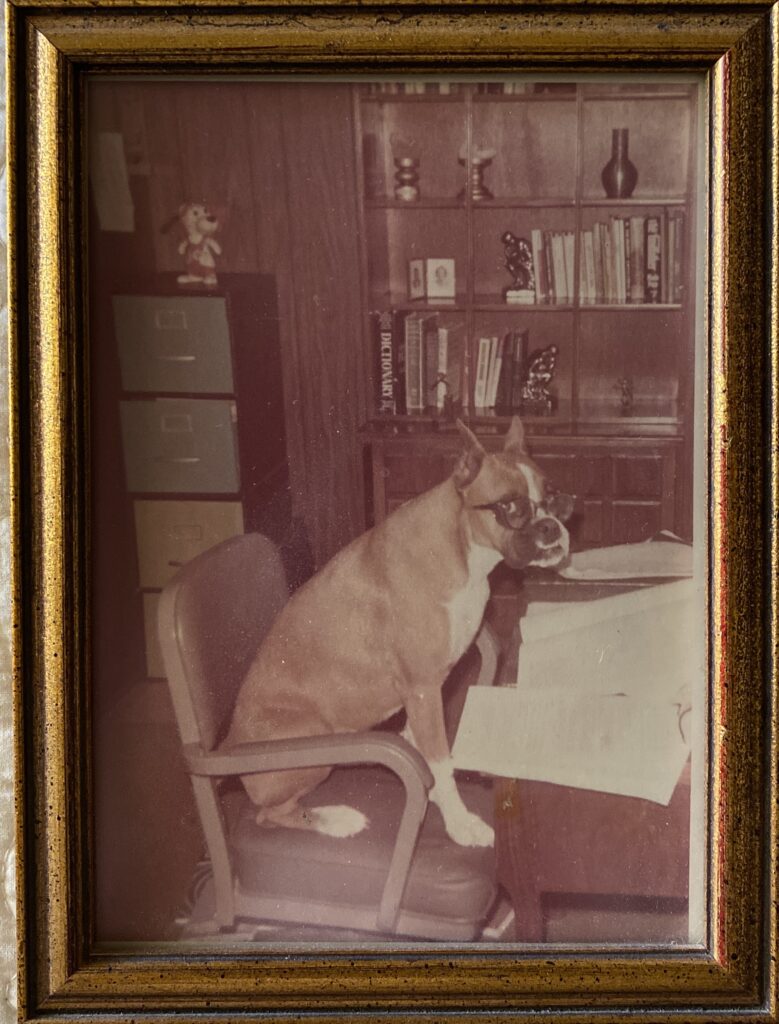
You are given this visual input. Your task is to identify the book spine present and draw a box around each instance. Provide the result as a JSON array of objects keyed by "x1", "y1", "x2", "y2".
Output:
[
  {"x1": 544, "y1": 231, "x2": 556, "y2": 303},
  {"x1": 602, "y1": 224, "x2": 614, "y2": 303},
  {"x1": 661, "y1": 209, "x2": 670, "y2": 303},
  {"x1": 404, "y1": 314, "x2": 424, "y2": 412},
  {"x1": 563, "y1": 231, "x2": 575, "y2": 305},
  {"x1": 645, "y1": 216, "x2": 662, "y2": 303},
  {"x1": 551, "y1": 233, "x2": 566, "y2": 304},
  {"x1": 424, "y1": 318, "x2": 440, "y2": 411},
  {"x1": 495, "y1": 331, "x2": 514, "y2": 413},
  {"x1": 531, "y1": 228, "x2": 547, "y2": 303},
  {"x1": 593, "y1": 223, "x2": 604, "y2": 303},
  {"x1": 628, "y1": 216, "x2": 645, "y2": 303},
  {"x1": 510, "y1": 330, "x2": 529, "y2": 410},
  {"x1": 623, "y1": 218, "x2": 632, "y2": 303},
  {"x1": 373, "y1": 310, "x2": 397, "y2": 415},
  {"x1": 672, "y1": 210, "x2": 685, "y2": 303},
  {"x1": 436, "y1": 327, "x2": 448, "y2": 411},
  {"x1": 584, "y1": 230, "x2": 596, "y2": 305},
  {"x1": 445, "y1": 324, "x2": 466, "y2": 407},
  {"x1": 487, "y1": 334, "x2": 505, "y2": 408},
  {"x1": 473, "y1": 337, "x2": 491, "y2": 410}
]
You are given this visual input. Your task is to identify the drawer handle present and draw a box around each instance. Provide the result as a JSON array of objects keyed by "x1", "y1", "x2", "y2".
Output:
[
  {"x1": 153, "y1": 456, "x2": 201, "y2": 464},
  {"x1": 167, "y1": 560, "x2": 184, "y2": 567},
  {"x1": 156, "y1": 354, "x2": 196, "y2": 362}
]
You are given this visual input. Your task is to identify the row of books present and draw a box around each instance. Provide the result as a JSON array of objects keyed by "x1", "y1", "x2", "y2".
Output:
[
  {"x1": 363, "y1": 81, "x2": 466, "y2": 96},
  {"x1": 374, "y1": 310, "x2": 466, "y2": 414},
  {"x1": 473, "y1": 331, "x2": 531, "y2": 412},
  {"x1": 362, "y1": 82, "x2": 576, "y2": 97},
  {"x1": 523, "y1": 212, "x2": 685, "y2": 306},
  {"x1": 373, "y1": 309, "x2": 532, "y2": 415}
]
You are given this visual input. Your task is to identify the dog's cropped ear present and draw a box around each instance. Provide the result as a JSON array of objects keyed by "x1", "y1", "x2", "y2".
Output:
[
  {"x1": 503, "y1": 415, "x2": 528, "y2": 459},
  {"x1": 453, "y1": 419, "x2": 486, "y2": 491}
]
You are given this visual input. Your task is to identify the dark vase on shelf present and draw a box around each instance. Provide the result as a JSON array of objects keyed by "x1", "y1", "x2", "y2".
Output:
[{"x1": 601, "y1": 128, "x2": 638, "y2": 199}]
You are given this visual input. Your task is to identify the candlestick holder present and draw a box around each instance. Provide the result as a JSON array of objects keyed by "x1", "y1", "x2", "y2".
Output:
[{"x1": 393, "y1": 157, "x2": 420, "y2": 201}]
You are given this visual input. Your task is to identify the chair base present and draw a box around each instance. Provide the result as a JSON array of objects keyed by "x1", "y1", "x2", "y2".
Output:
[{"x1": 176, "y1": 865, "x2": 513, "y2": 943}]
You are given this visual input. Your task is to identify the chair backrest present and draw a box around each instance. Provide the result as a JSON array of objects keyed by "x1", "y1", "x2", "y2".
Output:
[{"x1": 158, "y1": 533, "x2": 289, "y2": 752}]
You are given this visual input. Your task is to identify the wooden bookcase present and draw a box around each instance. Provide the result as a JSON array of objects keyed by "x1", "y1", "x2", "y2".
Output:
[{"x1": 355, "y1": 80, "x2": 699, "y2": 548}]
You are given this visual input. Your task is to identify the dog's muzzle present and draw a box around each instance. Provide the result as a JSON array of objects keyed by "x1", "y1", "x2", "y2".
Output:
[{"x1": 473, "y1": 491, "x2": 574, "y2": 569}]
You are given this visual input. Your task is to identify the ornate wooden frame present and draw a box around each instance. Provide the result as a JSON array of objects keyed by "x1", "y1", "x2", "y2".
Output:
[{"x1": 7, "y1": 2, "x2": 778, "y2": 1020}]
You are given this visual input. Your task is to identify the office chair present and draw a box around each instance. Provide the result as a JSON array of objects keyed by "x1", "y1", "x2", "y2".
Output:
[{"x1": 158, "y1": 532, "x2": 500, "y2": 941}]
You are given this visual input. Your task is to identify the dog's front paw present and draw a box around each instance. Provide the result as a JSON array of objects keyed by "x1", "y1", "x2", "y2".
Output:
[
  {"x1": 445, "y1": 810, "x2": 494, "y2": 848},
  {"x1": 309, "y1": 804, "x2": 369, "y2": 838}
]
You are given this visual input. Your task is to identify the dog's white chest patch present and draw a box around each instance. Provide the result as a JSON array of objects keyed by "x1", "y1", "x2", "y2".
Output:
[{"x1": 446, "y1": 544, "x2": 502, "y2": 662}]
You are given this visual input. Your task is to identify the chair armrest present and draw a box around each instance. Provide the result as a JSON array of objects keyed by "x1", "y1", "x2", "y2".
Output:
[
  {"x1": 183, "y1": 730, "x2": 433, "y2": 789},
  {"x1": 183, "y1": 731, "x2": 433, "y2": 934}
]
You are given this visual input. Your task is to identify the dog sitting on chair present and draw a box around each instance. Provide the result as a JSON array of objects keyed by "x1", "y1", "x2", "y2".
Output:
[{"x1": 224, "y1": 416, "x2": 573, "y2": 847}]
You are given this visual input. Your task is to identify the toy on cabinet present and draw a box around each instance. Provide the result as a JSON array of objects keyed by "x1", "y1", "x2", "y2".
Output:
[{"x1": 167, "y1": 202, "x2": 222, "y2": 286}]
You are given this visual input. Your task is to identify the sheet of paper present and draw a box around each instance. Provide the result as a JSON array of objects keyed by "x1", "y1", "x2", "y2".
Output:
[
  {"x1": 451, "y1": 580, "x2": 697, "y2": 805},
  {"x1": 452, "y1": 686, "x2": 689, "y2": 805}
]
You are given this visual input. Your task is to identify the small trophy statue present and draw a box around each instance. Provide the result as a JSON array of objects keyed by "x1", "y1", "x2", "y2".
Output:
[
  {"x1": 521, "y1": 343, "x2": 559, "y2": 416},
  {"x1": 501, "y1": 231, "x2": 536, "y2": 304}
]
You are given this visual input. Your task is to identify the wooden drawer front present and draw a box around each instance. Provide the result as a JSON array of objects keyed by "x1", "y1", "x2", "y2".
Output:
[
  {"x1": 134, "y1": 500, "x2": 244, "y2": 588},
  {"x1": 142, "y1": 592, "x2": 165, "y2": 679},
  {"x1": 120, "y1": 399, "x2": 240, "y2": 494},
  {"x1": 612, "y1": 455, "x2": 664, "y2": 499},
  {"x1": 574, "y1": 457, "x2": 610, "y2": 498},
  {"x1": 612, "y1": 502, "x2": 664, "y2": 544},
  {"x1": 114, "y1": 295, "x2": 234, "y2": 394},
  {"x1": 573, "y1": 499, "x2": 607, "y2": 549}
]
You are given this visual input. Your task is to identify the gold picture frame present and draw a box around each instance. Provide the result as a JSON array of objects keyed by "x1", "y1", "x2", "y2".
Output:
[{"x1": 7, "y1": 1, "x2": 778, "y2": 1020}]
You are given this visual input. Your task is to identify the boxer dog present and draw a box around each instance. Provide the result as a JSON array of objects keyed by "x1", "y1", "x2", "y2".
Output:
[{"x1": 224, "y1": 416, "x2": 573, "y2": 847}]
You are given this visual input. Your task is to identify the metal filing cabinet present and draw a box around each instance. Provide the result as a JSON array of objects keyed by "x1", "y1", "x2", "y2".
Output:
[{"x1": 112, "y1": 274, "x2": 288, "y2": 680}]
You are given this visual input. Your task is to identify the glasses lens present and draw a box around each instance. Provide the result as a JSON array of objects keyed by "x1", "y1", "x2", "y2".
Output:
[
  {"x1": 501, "y1": 495, "x2": 533, "y2": 529},
  {"x1": 546, "y1": 492, "x2": 575, "y2": 523}
]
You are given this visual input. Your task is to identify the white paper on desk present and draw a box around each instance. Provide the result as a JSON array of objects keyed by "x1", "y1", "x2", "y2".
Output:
[
  {"x1": 452, "y1": 581, "x2": 697, "y2": 805},
  {"x1": 452, "y1": 686, "x2": 690, "y2": 805}
]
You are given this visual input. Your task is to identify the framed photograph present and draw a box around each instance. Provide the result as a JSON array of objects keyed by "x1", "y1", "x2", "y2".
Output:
[{"x1": 8, "y1": 2, "x2": 777, "y2": 1021}]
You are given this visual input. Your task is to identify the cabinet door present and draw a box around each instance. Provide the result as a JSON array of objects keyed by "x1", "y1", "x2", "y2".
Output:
[
  {"x1": 114, "y1": 295, "x2": 234, "y2": 393},
  {"x1": 120, "y1": 398, "x2": 240, "y2": 493}
]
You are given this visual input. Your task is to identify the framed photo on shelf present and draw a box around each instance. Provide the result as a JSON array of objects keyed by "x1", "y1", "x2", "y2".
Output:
[{"x1": 7, "y1": 3, "x2": 777, "y2": 1023}]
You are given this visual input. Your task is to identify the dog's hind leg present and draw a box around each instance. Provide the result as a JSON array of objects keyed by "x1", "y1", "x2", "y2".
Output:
[{"x1": 248, "y1": 768, "x2": 369, "y2": 838}]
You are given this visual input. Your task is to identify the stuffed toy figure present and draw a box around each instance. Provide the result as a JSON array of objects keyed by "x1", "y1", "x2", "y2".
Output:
[{"x1": 174, "y1": 202, "x2": 222, "y2": 286}]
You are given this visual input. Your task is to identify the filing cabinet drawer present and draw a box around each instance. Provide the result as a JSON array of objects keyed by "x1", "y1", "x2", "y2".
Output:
[
  {"x1": 134, "y1": 500, "x2": 244, "y2": 588},
  {"x1": 142, "y1": 592, "x2": 165, "y2": 679},
  {"x1": 120, "y1": 398, "x2": 240, "y2": 494},
  {"x1": 113, "y1": 295, "x2": 234, "y2": 393}
]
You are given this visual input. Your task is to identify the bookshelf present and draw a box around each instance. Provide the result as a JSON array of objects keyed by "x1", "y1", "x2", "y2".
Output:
[{"x1": 356, "y1": 79, "x2": 699, "y2": 547}]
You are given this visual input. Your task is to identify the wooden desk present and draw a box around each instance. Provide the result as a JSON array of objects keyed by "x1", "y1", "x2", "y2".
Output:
[
  {"x1": 488, "y1": 574, "x2": 692, "y2": 944},
  {"x1": 494, "y1": 769, "x2": 690, "y2": 942}
]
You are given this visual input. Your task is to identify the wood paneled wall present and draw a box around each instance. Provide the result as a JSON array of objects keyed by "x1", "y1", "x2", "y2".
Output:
[{"x1": 88, "y1": 79, "x2": 367, "y2": 566}]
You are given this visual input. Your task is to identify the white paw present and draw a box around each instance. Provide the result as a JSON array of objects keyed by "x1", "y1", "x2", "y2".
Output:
[
  {"x1": 310, "y1": 804, "x2": 369, "y2": 838},
  {"x1": 445, "y1": 810, "x2": 494, "y2": 848}
]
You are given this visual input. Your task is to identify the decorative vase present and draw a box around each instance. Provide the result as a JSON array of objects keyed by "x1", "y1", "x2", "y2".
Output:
[
  {"x1": 393, "y1": 157, "x2": 420, "y2": 201},
  {"x1": 601, "y1": 128, "x2": 638, "y2": 199}
]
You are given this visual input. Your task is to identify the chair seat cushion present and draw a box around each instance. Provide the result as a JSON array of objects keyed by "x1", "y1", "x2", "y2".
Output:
[{"x1": 229, "y1": 767, "x2": 496, "y2": 925}]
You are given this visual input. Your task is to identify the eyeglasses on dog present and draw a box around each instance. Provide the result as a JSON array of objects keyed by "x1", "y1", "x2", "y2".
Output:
[{"x1": 472, "y1": 491, "x2": 575, "y2": 530}]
